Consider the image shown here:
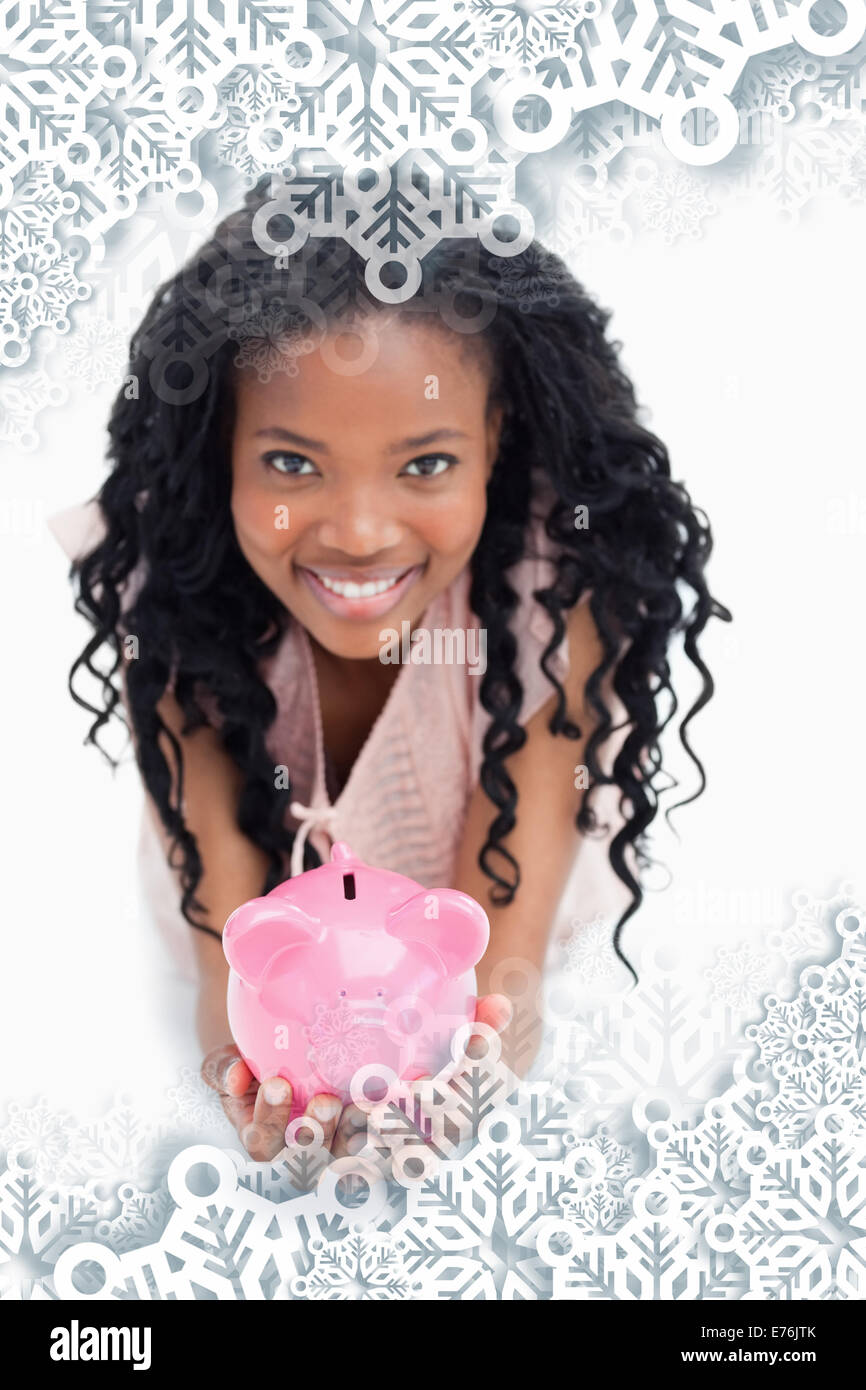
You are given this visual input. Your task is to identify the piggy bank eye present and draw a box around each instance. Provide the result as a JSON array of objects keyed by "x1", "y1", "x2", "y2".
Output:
[
  {"x1": 339, "y1": 989, "x2": 347, "y2": 997},
  {"x1": 376, "y1": 989, "x2": 384, "y2": 998}
]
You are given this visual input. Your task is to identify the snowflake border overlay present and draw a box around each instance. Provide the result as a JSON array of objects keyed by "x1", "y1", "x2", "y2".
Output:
[
  {"x1": 2, "y1": 0, "x2": 866, "y2": 445},
  {"x1": 3, "y1": 881, "x2": 865, "y2": 1300}
]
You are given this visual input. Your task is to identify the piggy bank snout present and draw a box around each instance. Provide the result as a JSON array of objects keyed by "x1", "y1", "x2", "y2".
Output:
[{"x1": 224, "y1": 848, "x2": 490, "y2": 1116}]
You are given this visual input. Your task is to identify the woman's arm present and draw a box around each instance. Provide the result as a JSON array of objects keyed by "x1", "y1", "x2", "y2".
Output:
[
  {"x1": 145, "y1": 688, "x2": 271, "y2": 1051},
  {"x1": 453, "y1": 597, "x2": 616, "y2": 1078},
  {"x1": 133, "y1": 689, "x2": 351, "y2": 1155}
]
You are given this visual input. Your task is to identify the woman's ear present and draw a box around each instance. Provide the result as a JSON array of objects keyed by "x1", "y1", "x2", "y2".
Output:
[{"x1": 485, "y1": 401, "x2": 504, "y2": 480}]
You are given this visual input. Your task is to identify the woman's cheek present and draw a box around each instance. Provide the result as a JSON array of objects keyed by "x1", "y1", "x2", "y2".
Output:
[
  {"x1": 415, "y1": 482, "x2": 487, "y2": 556},
  {"x1": 232, "y1": 485, "x2": 294, "y2": 559}
]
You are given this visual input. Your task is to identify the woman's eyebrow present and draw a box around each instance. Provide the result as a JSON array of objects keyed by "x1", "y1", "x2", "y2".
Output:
[
  {"x1": 386, "y1": 428, "x2": 469, "y2": 454},
  {"x1": 252, "y1": 426, "x2": 470, "y2": 454},
  {"x1": 254, "y1": 426, "x2": 328, "y2": 451}
]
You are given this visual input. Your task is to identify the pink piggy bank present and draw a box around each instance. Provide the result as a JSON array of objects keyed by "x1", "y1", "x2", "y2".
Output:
[{"x1": 223, "y1": 842, "x2": 490, "y2": 1124}]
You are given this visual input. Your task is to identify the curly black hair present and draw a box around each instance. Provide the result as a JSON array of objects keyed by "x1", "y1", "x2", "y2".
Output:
[{"x1": 67, "y1": 179, "x2": 731, "y2": 988}]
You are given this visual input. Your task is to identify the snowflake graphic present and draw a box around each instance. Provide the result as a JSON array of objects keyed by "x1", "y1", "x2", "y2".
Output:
[
  {"x1": 304, "y1": 997, "x2": 380, "y2": 1079},
  {"x1": 0, "y1": 1092, "x2": 203, "y2": 1194},
  {"x1": 536, "y1": 889, "x2": 866, "y2": 1298},
  {"x1": 732, "y1": 44, "x2": 816, "y2": 119},
  {"x1": 559, "y1": 913, "x2": 618, "y2": 982},
  {"x1": 638, "y1": 169, "x2": 718, "y2": 243},
  {"x1": 0, "y1": 0, "x2": 865, "y2": 446},
  {"x1": 705, "y1": 942, "x2": 773, "y2": 1012},
  {"x1": 96, "y1": 1182, "x2": 175, "y2": 1257},
  {"x1": 0, "y1": 167, "x2": 91, "y2": 368},
  {"x1": 229, "y1": 299, "x2": 322, "y2": 381},
  {"x1": 290, "y1": 1227, "x2": 424, "y2": 1299},
  {"x1": 747, "y1": 994, "x2": 824, "y2": 1077},
  {"x1": 487, "y1": 241, "x2": 573, "y2": 311},
  {"x1": 0, "y1": 365, "x2": 68, "y2": 448},
  {"x1": 0, "y1": 163, "x2": 78, "y2": 250},
  {"x1": 554, "y1": 1127, "x2": 635, "y2": 1234},
  {"x1": 166, "y1": 1066, "x2": 235, "y2": 1136},
  {"x1": 467, "y1": 0, "x2": 593, "y2": 72},
  {"x1": 0, "y1": 1099, "x2": 80, "y2": 1182},
  {"x1": 217, "y1": 63, "x2": 300, "y2": 181},
  {"x1": 61, "y1": 316, "x2": 130, "y2": 391},
  {"x1": 2, "y1": 882, "x2": 865, "y2": 1300},
  {"x1": 839, "y1": 131, "x2": 866, "y2": 197},
  {"x1": 767, "y1": 886, "x2": 845, "y2": 967},
  {"x1": 0, "y1": 1158, "x2": 101, "y2": 1299},
  {"x1": 536, "y1": 155, "x2": 634, "y2": 260},
  {"x1": 722, "y1": 118, "x2": 848, "y2": 220},
  {"x1": 791, "y1": 33, "x2": 866, "y2": 123},
  {"x1": 1, "y1": 235, "x2": 91, "y2": 335}
]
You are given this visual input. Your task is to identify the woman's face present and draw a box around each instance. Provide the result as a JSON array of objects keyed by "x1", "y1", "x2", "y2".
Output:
[{"x1": 230, "y1": 314, "x2": 501, "y2": 661}]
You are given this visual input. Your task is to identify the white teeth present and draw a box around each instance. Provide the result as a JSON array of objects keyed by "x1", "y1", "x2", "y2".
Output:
[{"x1": 315, "y1": 572, "x2": 404, "y2": 598}]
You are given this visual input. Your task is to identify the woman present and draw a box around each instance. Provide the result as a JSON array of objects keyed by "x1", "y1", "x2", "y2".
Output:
[{"x1": 59, "y1": 183, "x2": 730, "y2": 1164}]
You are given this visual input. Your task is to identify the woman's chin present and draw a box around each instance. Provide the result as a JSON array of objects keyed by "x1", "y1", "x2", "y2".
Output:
[
  {"x1": 292, "y1": 607, "x2": 418, "y2": 665},
  {"x1": 314, "y1": 628, "x2": 395, "y2": 663}
]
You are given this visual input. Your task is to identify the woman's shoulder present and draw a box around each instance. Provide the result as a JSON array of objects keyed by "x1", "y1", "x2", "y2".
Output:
[
  {"x1": 47, "y1": 497, "x2": 106, "y2": 563},
  {"x1": 48, "y1": 496, "x2": 148, "y2": 616}
]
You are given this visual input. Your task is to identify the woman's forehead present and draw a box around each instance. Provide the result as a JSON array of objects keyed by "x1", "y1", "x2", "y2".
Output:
[{"x1": 231, "y1": 315, "x2": 494, "y2": 417}]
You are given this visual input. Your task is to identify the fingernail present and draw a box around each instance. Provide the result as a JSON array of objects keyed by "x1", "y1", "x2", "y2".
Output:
[
  {"x1": 225, "y1": 1059, "x2": 242, "y2": 1087},
  {"x1": 310, "y1": 1094, "x2": 342, "y2": 1123},
  {"x1": 262, "y1": 1078, "x2": 290, "y2": 1106}
]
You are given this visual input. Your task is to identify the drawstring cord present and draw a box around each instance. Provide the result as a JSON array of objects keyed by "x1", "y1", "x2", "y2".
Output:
[{"x1": 289, "y1": 800, "x2": 339, "y2": 879}]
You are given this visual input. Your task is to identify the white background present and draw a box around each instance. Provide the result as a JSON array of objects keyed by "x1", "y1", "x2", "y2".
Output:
[{"x1": 2, "y1": 189, "x2": 864, "y2": 1123}]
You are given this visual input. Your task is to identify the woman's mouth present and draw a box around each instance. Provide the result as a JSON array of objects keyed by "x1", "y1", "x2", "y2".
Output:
[{"x1": 296, "y1": 562, "x2": 426, "y2": 620}]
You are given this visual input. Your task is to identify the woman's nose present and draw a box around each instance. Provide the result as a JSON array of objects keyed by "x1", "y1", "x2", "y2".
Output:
[{"x1": 316, "y1": 500, "x2": 404, "y2": 554}]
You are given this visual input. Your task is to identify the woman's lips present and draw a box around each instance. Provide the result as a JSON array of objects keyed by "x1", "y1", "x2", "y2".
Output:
[{"x1": 296, "y1": 562, "x2": 425, "y2": 620}]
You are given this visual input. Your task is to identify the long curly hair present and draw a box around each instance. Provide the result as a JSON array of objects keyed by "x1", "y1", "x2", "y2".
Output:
[{"x1": 67, "y1": 180, "x2": 731, "y2": 987}]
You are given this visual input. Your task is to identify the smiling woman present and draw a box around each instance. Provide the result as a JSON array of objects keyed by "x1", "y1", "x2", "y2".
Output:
[
  {"x1": 57, "y1": 180, "x2": 730, "y2": 1161},
  {"x1": 228, "y1": 314, "x2": 499, "y2": 655}
]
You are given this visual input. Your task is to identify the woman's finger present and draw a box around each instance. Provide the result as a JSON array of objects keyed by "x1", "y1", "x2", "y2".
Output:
[
  {"x1": 475, "y1": 993, "x2": 513, "y2": 1034},
  {"x1": 201, "y1": 1044, "x2": 259, "y2": 1135},
  {"x1": 240, "y1": 1074, "x2": 295, "y2": 1162},
  {"x1": 331, "y1": 1101, "x2": 369, "y2": 1161},
  {"x1": 465, "y1": 992, "x2": 513, "y2": 1060},
  {"x1": 200, "y1": 1044, "x2": 253, "y2": 1097},
  {"x1": 303, "y1": 1093, "x2": 343, "y2": 1153}
]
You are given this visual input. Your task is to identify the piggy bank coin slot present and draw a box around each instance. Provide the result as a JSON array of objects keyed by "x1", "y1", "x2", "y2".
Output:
[{"x1": 342, "y1": 873, "x2": 356, "y2": 900}]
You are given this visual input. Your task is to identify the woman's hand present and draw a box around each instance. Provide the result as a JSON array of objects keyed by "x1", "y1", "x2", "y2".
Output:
[
  {"x1": 200, "y1": 992, "x2": 513, "y2": 1166},
  {"x1": 197, "y1": 965, "x2": 345, "y2": 1161},
  {"x1": 200, "y1": 1045, "x2": 343, "y2": 1161}
]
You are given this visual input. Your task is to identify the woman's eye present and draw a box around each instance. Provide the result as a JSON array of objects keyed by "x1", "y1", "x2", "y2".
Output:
[
  {"x1": 401, "y1": 453, "x2": 457, "y2": 479},
  {"x1": 263, "y1": 451, "x2": 317, "y2": 476}
]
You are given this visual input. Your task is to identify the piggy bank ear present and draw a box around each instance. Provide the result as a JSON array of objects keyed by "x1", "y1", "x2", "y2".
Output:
[
  {"x1": 222, "y1": 898, "x2": 323, "y2": 989},
  {"x1": 385, "y1": 890, "x2": 489, "y2": 977}
]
